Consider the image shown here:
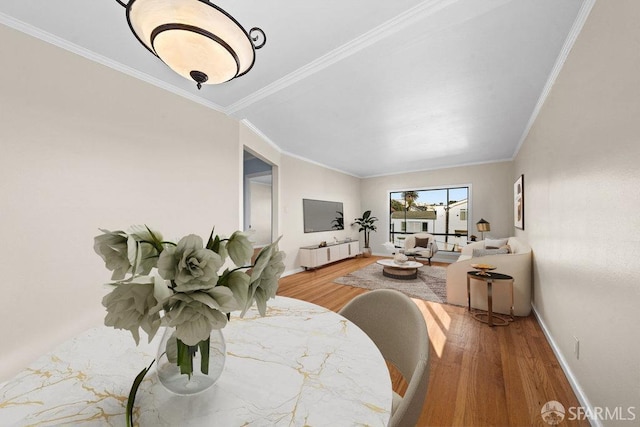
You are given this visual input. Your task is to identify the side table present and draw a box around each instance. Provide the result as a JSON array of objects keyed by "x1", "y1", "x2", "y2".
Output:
[{"x1": 466, "y1": 271, "x2": 514, "y2": 326}]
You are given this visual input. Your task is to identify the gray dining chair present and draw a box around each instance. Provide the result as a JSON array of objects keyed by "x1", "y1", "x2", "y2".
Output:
[{"x1": 339, "y1": 289, "x2": 430, "y2": 427}]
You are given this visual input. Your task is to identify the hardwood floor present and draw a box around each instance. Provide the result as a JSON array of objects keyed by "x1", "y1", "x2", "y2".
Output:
[{"x1": 277, "y1": 256, "x2": 588, "y2": 427}]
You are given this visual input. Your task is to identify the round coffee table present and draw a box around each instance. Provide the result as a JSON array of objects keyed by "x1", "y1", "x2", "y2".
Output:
[{"x1": 376, "y1": 259, "x2": 423, "y2": 280}]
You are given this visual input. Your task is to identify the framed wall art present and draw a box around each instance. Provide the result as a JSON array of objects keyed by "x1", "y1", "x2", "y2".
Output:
[{"x1": 514, "y1": 174, "x2": 524, "y2": 229}]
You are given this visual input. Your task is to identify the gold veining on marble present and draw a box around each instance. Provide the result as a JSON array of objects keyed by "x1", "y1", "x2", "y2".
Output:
[
  {"x1": 365, "y1": 402, "x2": 389, "y2": 413},
  {"x1": 1, "y1": 297, "x2": 391, "y2": 426}
]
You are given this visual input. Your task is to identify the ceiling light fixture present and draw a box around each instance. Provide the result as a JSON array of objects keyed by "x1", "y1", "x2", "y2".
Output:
[{"x1": 115, "y1": 0, "x2": 266, "y2": 89}]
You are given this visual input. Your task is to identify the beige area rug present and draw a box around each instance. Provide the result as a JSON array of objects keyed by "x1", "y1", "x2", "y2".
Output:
[{"x1": 333, "y1": 262, "x2": 448, "y2": 303}]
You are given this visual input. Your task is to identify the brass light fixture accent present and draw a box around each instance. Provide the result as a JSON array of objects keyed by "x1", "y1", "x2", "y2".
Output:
[{"x1": 115, "y1": 0, "x2": 266, "y2": 89}]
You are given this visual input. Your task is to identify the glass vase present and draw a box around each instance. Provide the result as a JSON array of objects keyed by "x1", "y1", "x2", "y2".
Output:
[{"x1": 155, "y1": 327, "x2": 226, "y2": 395}]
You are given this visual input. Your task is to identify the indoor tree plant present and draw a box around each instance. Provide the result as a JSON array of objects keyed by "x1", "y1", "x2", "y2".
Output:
[{"x1": 354, "y1": 210, "x2": 378, "y2": 257}]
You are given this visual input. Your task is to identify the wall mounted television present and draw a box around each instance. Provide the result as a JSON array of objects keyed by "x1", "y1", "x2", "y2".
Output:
[{"x1": 303, "y1": 199, "x2": 344, "y2": 233}]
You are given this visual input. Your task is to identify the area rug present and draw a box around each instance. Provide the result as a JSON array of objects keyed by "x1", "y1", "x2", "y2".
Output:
[{"x1": 333, "y1": 263, "x2": 448, "y2": 303}]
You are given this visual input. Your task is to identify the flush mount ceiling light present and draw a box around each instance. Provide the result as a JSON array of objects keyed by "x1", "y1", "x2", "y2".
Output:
[{"x1": 115, "y1": 0, "x2": 266, "y2": 89}]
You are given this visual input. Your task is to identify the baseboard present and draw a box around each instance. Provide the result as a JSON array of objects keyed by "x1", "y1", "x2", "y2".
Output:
[{"x1": 532, "y1": 304, "x2": 600, "y2": 427}]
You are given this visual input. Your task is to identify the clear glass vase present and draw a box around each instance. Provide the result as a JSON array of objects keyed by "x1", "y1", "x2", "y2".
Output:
[{"x1": 155, "y1": 327, "x2": 226, "y2": 395}]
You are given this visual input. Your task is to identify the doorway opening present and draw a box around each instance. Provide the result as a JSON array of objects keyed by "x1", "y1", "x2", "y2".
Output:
[{"x1": 243, "y1": 149, "x2": 273, "y2": 247}]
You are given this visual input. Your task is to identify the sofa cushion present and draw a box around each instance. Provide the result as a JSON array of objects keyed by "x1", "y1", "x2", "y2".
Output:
[
  {"x1": 485, "y1": 238, "x2": 508, "y2": 249},
  {"x1": 472, "y1": 247, "x2": 510, "y2": 257},
  {"x1": 414, "y1": 237, "x2": 430, "y2": 248}
]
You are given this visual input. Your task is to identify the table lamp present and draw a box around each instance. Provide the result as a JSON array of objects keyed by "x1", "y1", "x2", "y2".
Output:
[{"x1": 476, "y1": 218, "x2": 490, "y2": 240}]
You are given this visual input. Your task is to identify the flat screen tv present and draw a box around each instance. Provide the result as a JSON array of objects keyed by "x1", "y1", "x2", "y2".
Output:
[{"x1": 303, "y1": 199, "x2": 344, "y2": 233}]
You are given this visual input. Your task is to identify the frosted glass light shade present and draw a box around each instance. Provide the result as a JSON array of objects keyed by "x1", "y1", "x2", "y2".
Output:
[{"x1": 124, "y1": 0, "x2": 260, "y2": 87}]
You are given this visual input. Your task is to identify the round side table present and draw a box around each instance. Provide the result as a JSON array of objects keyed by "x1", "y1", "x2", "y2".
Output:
[{"x1": 466, "y1": 271, "x2": 514, "y2": 326}]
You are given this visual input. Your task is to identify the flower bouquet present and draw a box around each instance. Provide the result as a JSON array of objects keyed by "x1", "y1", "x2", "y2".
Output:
[{"x1": 93, "y1": 225, "x2": 285, "y2": 424}]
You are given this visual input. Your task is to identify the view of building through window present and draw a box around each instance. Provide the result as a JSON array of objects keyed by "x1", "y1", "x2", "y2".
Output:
[{"x1": 390, "y1": 187, "x2": 469, "y2": 252}]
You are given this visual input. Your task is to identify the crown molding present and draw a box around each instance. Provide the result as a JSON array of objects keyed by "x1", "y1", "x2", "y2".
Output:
[
  {"x1": 225, "y1": 0, "x2": 460, "y2": 115},
  {"x1": 280, "y1": 149, "x2": 363, "y2": 179},
  {"x1": 364, "y1": 158, "x2": 513, "y2": 179},
  {"x1": 240, "y1": 120, "x2": 283, "y2": 154},
  {"x1": 0, "y1": 12, "x2": 225, "y2": 113},
  {"x1": 512, "y1": 0, "x2": 596, "y2": 159}
]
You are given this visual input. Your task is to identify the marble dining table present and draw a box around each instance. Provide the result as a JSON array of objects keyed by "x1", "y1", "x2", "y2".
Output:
[{"x1": 0, "y1": 296, "x2": 392, "y2": 426}]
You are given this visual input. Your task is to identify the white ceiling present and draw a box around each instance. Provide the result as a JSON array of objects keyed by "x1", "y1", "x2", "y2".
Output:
[{"x1": 0, "y1": 0, "x2": 592, "y2": 177}]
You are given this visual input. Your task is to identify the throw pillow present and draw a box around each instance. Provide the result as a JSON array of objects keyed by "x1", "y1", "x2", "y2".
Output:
[
  {"x1": 414, "y1": 237, "x2": 430, "y2": 248},
  {"x1": 473, "y1": 247, "x2": 510, "y2": 257},
  {"x1": 485, "y1": 238, "x2": 508, "y2": 249},
  {"x1": 499, "y1": 244, "x2": 512, "y2": 253}
]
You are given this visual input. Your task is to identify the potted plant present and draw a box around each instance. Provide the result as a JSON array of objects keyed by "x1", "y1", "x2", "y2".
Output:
[
  {"x1": 331, "y1": 211, "x2": 344, "y2": 230},
  {"x1": 354, "y1": 210, "x2": 378, "y2": 257}
]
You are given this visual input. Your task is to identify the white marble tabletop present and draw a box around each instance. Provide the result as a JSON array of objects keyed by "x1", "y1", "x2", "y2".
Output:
[
  {"x1": 0, "y1": 297, "x2": 391, "y2": 426},
  {"x1": 376, "y1": 259, "x2": 423, "y2": 269}
]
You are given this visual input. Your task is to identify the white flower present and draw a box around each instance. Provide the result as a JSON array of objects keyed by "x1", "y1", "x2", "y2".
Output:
[
  {"x1": 245, "y1": 238, "x2": 285, "y2": 316},
  {"x1": 94, "y1": 229, "x2": 131, "y2": 280},
  {"x1": 221, "y1": 270, "x2": 251, "y2": 310},
  {"x1": 162, "y1": 291, "x2": 231, "y2": 345},
  {"x1": 157, "y1": 235, "x2": 223, "y2": 291},
  {"x1": 126, "y1": 225, "x2": 164, "y2": 275},
  {"x1": 225, "y1": 231, "x2": 253, "y2": 266},
  {"x1": 102, "y1": 277, "x2": 161, "y2": 344}
]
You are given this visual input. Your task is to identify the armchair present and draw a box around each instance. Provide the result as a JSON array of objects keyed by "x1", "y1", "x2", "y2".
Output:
[{"x1": 403, "y1": 233, "x2": 438, "y2": 265}]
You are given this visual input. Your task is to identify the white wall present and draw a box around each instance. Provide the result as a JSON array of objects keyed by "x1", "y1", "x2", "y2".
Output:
[
  {"x1": 514, "y1": 0, "x2": 640, "y2": 422},
  {"x1": 0, "y1": 24, "x2": 240, "y2": 381},
  {"x1": 249, "y1": 181, "x2": 272, "y2": 246},
  {"x1": 361, "y1": 162, "x2": 513, "y2": 255},
  {"x1": 280, "y1": 156, "x2": 361, "y2": 273}
]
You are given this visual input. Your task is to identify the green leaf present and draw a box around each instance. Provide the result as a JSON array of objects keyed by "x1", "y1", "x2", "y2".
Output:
[
  {"x1": 126, "y1": 358, "x2": 155, "y2": 427},
  {"x1": 144, "y1": 225, "x2": 165, "y2": 253},
  {"x1": 177, "y1": 339, "x2": 194, "y2": 378},
  {"x1": 199, "y1": 337, "x2": 210, "y2": 375},
  {"x1": 206, "y1": 227, "x2": 216, "y2": 250}
]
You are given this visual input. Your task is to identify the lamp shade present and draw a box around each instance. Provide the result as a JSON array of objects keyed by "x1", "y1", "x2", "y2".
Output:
[
  {"x1": 476, "y1": 218, "x2": 490, "y2": 232},
  {"x1": 122, "y1": 0, "x2": 265, "y2": 88}
]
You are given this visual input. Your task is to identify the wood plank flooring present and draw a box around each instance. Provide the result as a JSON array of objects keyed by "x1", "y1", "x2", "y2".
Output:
[{"x1": 277, "y1": 255, "x2": 588, "y2": 427}]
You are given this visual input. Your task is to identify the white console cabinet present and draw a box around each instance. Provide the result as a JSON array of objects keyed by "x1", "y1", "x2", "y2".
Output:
[{"x1": 299, "y1": 241, "x2": 360, "y2": 269}]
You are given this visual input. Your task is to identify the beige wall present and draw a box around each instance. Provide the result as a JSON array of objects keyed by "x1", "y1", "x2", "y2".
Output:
[
  {"x1": 0, "y1": 24, "x2": 365, "y2": 381},
  {"x1": 514, "y1": 0, "x2": 640, "y2": 421},
  {"x1": 0, "y1": 25, "x2": 240, "y2": 381},
  {"x1": 361, "y1": 162, "x2": 514, "y2": 255},
  {"x1": 280, "y1": 155, "x2": 362, "y2": 273}
]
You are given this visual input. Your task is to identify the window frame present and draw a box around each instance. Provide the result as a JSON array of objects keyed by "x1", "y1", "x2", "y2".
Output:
[{"x1": 388, "y1": 185, "x2": 471, "y2": 253}]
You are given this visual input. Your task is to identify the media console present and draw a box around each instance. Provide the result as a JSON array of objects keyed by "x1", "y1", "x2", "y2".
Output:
[{"x1": 299, "y1": 240, "x2": 360, "y2": 269}]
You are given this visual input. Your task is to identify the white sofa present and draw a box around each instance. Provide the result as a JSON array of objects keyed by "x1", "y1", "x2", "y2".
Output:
[{"x1": 446, "y1": 237, "x2": 532, "y2": 316}]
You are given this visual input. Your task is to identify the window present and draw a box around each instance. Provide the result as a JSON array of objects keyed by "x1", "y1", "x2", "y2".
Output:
[{"x1": 389, "y1": 187, "x2": 469, "y2": 252}]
